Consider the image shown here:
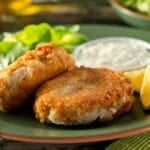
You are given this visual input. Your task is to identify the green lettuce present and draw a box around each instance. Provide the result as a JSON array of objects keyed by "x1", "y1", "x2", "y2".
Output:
[
  {"x1": 0, "y1": 42, "x2": 28, "y2": 69},
  {"x1": 118, "y1": 0, "x2": 150, "y2": 15},
  {"x1": 17, "y1": 23, "x2": 51, "y2": 48},
  {"x1": 0, "y1": 23, "x2": 88, "y2": 68},
  {"x1": 51, "y1": 25, "x2": 88, "y2": 53}
]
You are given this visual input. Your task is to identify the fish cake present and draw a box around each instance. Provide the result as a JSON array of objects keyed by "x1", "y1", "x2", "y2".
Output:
[
  {"x1": 34, "y1": 67, "x2": 134, "y2": 125},
  {"x1": 0, "y1": 43, "x2": 75, "y2": 112}
]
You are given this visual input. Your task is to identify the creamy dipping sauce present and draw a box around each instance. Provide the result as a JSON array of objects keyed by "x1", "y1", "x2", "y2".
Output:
[{"x1": 73, "y1": 37, "x2": 150, "y2": 71}]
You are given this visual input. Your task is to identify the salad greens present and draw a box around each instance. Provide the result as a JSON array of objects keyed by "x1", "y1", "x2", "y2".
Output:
[
  {"x1": 18, "y1": 23, "x2": 51, "y2": 48},
  {"x1": 0, "y1": 23, "x2": 88, "y2": 69},
  {"x1": 118, "y1": 0, "x2": 150, "y2": 16}
]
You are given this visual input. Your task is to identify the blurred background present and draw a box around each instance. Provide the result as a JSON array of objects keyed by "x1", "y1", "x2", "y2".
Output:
[{"x1": 0, "y1": 0, "x2": 123, "y2": 31}]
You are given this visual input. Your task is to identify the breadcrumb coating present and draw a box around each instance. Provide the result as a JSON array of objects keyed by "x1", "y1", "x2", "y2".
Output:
[
  {"x1": 34, "y1": 67, "x2": 134, "y2": 125},
  {"x1": 0, "y1": 43, "x2": 75, "y2": 112}
]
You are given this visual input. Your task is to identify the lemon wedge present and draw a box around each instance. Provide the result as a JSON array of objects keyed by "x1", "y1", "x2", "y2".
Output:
[
  {"x1": 124, "y1": 68, "x2": 145, "y2": 93},
  {"x1": 140, "y1": 65, "x2": 150, "y2": 110}
]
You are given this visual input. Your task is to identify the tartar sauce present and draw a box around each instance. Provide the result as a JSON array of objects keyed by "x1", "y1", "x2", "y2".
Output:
[{"x1": 73, "y1": 37, "x2": 150, "y2": 71}]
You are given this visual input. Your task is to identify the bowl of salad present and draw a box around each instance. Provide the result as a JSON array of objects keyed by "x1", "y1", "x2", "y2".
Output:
[{"x1": 110, "y1": 0, "x2": 150, "y2": 29}]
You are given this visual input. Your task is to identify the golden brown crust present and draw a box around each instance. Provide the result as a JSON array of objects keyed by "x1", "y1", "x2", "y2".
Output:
[
  {"x1": 0, "y1": 43, "x2": 75, "y2": 112},
  {"x1": 34, "y1": 67, "x2": 134, "y2": 125}
]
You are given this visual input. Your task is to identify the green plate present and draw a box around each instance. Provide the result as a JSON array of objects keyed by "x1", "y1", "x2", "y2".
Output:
[{"x1": 0, "y1": 24, "x2": 150, "y2": 144}]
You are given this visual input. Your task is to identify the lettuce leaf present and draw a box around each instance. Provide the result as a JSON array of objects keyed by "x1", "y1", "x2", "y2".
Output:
[
  {"x1": 0, "y1": 23, "x2": 88, "y2": 68},
  {"x1": 17, "y1": 23, "x2": 51, "y2": 48},
  {"x1": 0, "y1": 42, "x2": 17, "y2": 55},
  {"x1": 118, "y1": 0, "x2": 150, "y2": 15},
  {"x1": 51, "y1": 25, "x2": 88, "y2": 53},
  {"x1": 0, "y1": 42, "x2": 28, "y2": 69}
]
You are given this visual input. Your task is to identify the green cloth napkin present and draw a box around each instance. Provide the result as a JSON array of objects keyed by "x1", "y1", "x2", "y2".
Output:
[{"x1": 106, "y1": 132, "x2": 150, "y2": 150}]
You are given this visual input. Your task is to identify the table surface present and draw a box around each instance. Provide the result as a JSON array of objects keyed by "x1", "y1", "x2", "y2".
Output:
[
  {"x1": 0, "y1": 1, "x2": 145, "y2": 149},
  {"x1": 0, "y1": 139, "x2": 114, "y2": 150},
  {"x1": 0, "y1": 1, "x2": 127, "y2": 32}
]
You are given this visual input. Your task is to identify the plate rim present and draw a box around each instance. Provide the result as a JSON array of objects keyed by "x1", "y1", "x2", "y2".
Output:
[{"x1": 1, "y1": 125, "x2": 150, "y2": 144}]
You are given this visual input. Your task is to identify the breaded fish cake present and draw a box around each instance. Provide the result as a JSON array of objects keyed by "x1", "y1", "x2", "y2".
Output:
[
  {"x1": 0, "y1": 43, "x2": 75, "y2": 112},
  {"x1": 34, "y1": 67, "x2": 134, "y2": 125}
]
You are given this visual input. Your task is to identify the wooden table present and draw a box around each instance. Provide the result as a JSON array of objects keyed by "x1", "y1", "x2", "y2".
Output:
[
  {"x1": 0, "y1": 1, "x2": 127, "y2": 32},
  {"x1": 0, "y1": 139, "x2": 113, "y2": 150}
]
